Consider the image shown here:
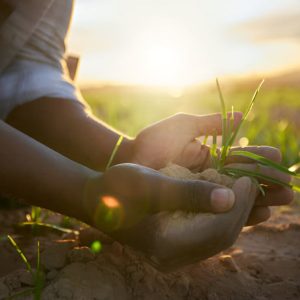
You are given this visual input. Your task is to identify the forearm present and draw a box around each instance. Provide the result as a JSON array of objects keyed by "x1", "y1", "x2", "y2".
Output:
[
  {"x1": 0, "y1": 120, "x2": 98, "y2": 221},
  {"x1": 6, "y1": 98, "x2": 134, "y2": 171}
]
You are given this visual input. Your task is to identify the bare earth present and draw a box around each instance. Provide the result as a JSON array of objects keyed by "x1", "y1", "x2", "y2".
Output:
[
  {"x1": 0, "y1": 205, "x2": 299, "y2": 300},
  {"x1": 0, "y1": 164, "x2": 299, "y2": 300}
]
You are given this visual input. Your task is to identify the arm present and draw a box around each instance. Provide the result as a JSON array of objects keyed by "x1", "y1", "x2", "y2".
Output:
[
  {"x1": 0, "y1": 119, "x2": 260, "y2": 269},
  {"x1": 0, "y1": 119, "x2": 97, "y2": 221},
  {"x1": 6, "y1": 100, "x2": 293, "y2": 226},
  {"x1": 6, "y1": 99, "x2": 134, "y2": 171},
  {"x1": 0, "y1": 119, "x2": 237, "y2": 229}
]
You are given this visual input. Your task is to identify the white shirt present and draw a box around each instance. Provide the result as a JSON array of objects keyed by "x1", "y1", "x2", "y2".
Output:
[{"x1": 15, "y1": 0, "x2": 73, "y2": 69}]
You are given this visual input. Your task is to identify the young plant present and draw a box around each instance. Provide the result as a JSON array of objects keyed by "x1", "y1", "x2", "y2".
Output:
[
  {"x1": 212, "y1": 79, "x2": 300, "y2": 193},
  {"x1": 7, "y1": 235, "x2": 45, "y2": 300}
]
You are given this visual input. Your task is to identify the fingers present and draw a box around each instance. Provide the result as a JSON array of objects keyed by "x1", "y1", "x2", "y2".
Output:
[
  {"x1": 157, "y1": 176, "x2": 235, "y2": 214},
  {"x1": 226, "y1": 146, "x2": 282, "y2": 164},
  {"x1": 224, "y1": 177, "x2": 256, "y2": 222},
  {"x1": 98, "y1": 163, "x2": 236, "y2": 217},
  {"x1": 173, "y1": 141, "x2": 210, "y2": 171},
  {"x1": 255, "y1": 187, "x2": 294, "y2": 206},
  {"x1": 224, "y1": 163, "x2": 291, "y2": 186},
  {"x1": 176, "y1": 112, "x2": 243, "y2": 137},
  {"x1": 246, "y1": 206, "x2": 271, "y2": 226},
  {"x1": 209, "y1": 177, "x2": 256, "y2": 248},
  {"x1": 112, "y1": 176, "x2": 257, "y2": 270}
]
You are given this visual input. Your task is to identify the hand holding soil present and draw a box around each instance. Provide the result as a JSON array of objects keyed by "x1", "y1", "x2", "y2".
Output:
[
  {"x1": 81, "y1": 163, "x2": 255, "y2": 270},
  {"x1": 101, "y1": 174, "x2": 257, "y2": 271},
  {"x1": 83, "y1": 163, "x2": 236, "y2": 233},
  {"x1": 129, "y1": 112, "x2": 293, "y2": 226}
]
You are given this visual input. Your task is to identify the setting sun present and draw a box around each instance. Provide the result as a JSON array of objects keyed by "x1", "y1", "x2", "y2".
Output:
[{"x1": 138, "y1": 42, "x2": 186, "y2": 87}]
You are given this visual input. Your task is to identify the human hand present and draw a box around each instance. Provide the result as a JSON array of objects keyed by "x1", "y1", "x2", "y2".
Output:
[
  {"x1": 224, "y1": 146, "x2": 293, "y2": 226},
  {"x1": 131, "y1": 112, "x2": 242, "y2": 170},
  {"x1": 83, "y1": 163, "x2": 237, "y2": 234},
  {"x1": 110, "y1": 176, "x2": 257, "y2": 271},
  {"x1": 129, "y1": 111, "x2": 292, "y2": 226}
]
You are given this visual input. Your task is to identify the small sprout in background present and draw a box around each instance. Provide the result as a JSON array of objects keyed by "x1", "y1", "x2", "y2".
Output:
[
  {"x1": 7, "y1": 235, "x2": 32, "y2": 274},
  {"x1": 61, "y1": 216, "x2": 72, "y2": 228},
  {"x1": 7, "y1": 235, "x2": 45, "y2": 300},
  {"x1": 90, "y1": 240, "x2": 102, "y2": 254},
  {"x1": 31, "y1": 206, "x2": 42, "y2": 223}
]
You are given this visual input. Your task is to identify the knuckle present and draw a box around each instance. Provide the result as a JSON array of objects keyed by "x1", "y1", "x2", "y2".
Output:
[{"x1": 182, "y1": 180, "x2": 209, "y2": 212}]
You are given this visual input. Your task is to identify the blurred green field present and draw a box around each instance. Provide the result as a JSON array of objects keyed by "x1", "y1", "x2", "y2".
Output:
[{"x1": 82, "y1": 75, "x2": 300, "y2": 168}]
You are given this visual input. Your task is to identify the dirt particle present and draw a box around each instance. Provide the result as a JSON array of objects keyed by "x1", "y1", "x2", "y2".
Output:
[{"x1": 219, "y1": 255, "x2": 241, "y2": 273}]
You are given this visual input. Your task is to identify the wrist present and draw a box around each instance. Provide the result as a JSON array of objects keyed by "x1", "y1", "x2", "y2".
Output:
[
  {"x1": 81, "y1": 171, "x2": 126, "y2": 234},
  {"x1": 81, "y1": 173, "x2": 104, "y2": 226}
]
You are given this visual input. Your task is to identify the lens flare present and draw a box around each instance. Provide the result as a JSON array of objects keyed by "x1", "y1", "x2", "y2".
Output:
[
  {"x1": 102, "y1": 196, "x2": 120, "y2": 208},
  {"x1": 90, "y1": 240, "x2": 102, "y2": 254},
  {"x1": 93, "y1": 195, "x2": 124, "y2": 231}
]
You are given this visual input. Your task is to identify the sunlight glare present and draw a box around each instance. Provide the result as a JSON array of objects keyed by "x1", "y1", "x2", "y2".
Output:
[
  {"x1": 143, "y1": 44, "x2": 185, "y2": 86},
  {"x1": 133, "y1": 27, "x2": 192, "y2": 89},
  {"x1": 101, "y1": 195, "x2": 120, "y2": 208}
]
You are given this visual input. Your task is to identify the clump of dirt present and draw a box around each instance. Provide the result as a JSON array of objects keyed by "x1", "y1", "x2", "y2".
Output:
[{"x1": 160, "y1": 163, "x2": 235, "y2": 187}]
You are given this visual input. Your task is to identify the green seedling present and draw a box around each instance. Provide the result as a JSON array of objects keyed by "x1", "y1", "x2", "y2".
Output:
[
  {"x1": 17, "y1": 221, "x2": 77, "y2": 234},
  {"x1": 20, "y1": 205, "x2": 78, "y2": 235},
  {"x1": 31, "y1": 206, "x2": 42, "y2": 223},
  {"x1": 7, "y1": 235, "x2": 45, "y2": 300},
  {"x1": 211, "y1": 79, "x2": 300, "y2": 193}
]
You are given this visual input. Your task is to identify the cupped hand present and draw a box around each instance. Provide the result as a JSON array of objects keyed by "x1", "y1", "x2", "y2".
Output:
[
  {"x1": 111, "y1": 176, "x2": 257, "y2": 271},
  {"x1": 131, "y1": 112, "x2": 242, "y2": 170},
  {"x1": 225, "y1": 146, "x2": 294, "y2": 225},
  {"x1": 83, "y1": 163, "x2": 236, "y2": 234},
  {"x1": 131, "y1": 111, "x2": 293, "y2": 226}
]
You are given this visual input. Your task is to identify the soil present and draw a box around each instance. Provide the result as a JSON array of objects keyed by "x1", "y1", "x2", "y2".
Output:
[{"x1": 0, "y1": 165, "x2": 299, "y2": 299}]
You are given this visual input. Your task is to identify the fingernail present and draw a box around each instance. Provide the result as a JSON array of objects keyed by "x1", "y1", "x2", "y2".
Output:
[{"x1": 211, "y1": 188, "x2": 235, "y2": 212}]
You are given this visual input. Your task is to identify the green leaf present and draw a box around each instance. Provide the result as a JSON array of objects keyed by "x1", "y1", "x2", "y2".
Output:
[
  {"x1": 210, "y1": 131, "x2": 218, "y2": 168},
  {"x1": 223, "y1": 167, "x2": 292, "y2": 188},
  {"x1": 216, "y1": 78, "x2": 228, "y2": 165},
  {"x1": 106, "y1": 135, "x2": 124, "y2": 170},
  {"x1": 293, "y1": 185, "x2": 300, "y2": 193},
  {"x1": 18, "y1": 222, "x2": 76, "y2": 234},
  {"x1": 228, "y1": 150, "x2": 297, "y2": 176},
  {"x1": 202, "y1": 135, "x2": 208, "y2": 146},
  {"x1": 7, "y1": 235, "x2": 33, "y2": 274},
  {"x1": 243, "y1": 79, "x2": 265, "y2": 121},
  {"x1": 225, "y1": 80, "x2": 265, "y2": 150}
]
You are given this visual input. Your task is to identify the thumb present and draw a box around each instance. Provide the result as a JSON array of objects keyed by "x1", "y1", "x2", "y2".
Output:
[
  {"x1": 213, "y1": 176, "x2": 257, "y2": 237},
  {"x1": 155, "y1": 176, "x2": 236, "y2": 213},
  {"x1": 226, "y1": 176, "x2": 257, "y2": 224}
]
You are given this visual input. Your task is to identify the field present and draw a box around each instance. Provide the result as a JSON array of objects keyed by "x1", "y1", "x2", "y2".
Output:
[
  {"x1": 83, "y1": 74, "x2": 300, "y2": 167},
  {"x1": 0, "y1": 72, "x2": 300, "y2": 299}
]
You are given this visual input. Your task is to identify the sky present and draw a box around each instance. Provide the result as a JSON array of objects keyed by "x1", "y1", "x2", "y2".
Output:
[{"x1": 68, "y1": 0, "x2": 300, "y2": 87}]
